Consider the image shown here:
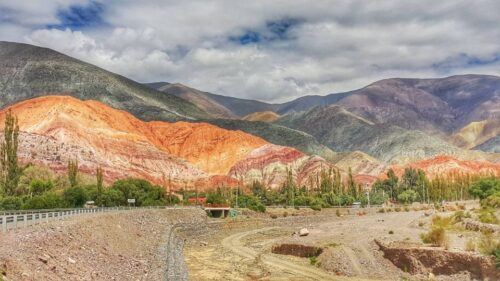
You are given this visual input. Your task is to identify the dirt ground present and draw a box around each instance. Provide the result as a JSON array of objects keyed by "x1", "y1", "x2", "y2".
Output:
[
  {"x1": 183, "y1": 206, "x2": 494, "y2": 281},
  {"x1": 0, "y1": 209, "x2": 205, "y2": 281}
]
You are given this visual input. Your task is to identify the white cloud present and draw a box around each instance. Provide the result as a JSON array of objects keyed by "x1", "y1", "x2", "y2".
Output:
[{"x1": 1, "y1": 0, "x2": 499, "y2": 102}]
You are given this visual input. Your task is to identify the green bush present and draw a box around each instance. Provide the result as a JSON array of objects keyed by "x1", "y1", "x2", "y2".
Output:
[
  {"x1": 63, "y1": 186, "x2": 88, "y2": 207},
  {"x1": 482, "y1": 192, "x2": 500, "y2": 208},
  {"x1": 236, "y1": 194, "x2": 266, "y2": 212},
  {"x1": 478, "y1": 208, "x2": 498, "y2": 224},
  {"x1": 29, "y1": 179, "x2": 54, "y2": 196},
  {"x1": 397, "y1": 190, "x2": 419, "y2": 204},
  {"x1": 0, "y1": 196, "x2": 23, "y2": 210},
  {"x1": 100, "y1": 188, "x2": 124, "y2": 207},
  {"x1": 22, "y1": 193, "x2": 65, "y2": 209},
  {"x1": 469, "y1": 178, "x2": 500, "y2": 200},
  {"x1": 111, "y1": 178, "x2": 166, "y2": 206},
  {"x1": 478, "y1": 231, "x2": 500, "y2": 268}
]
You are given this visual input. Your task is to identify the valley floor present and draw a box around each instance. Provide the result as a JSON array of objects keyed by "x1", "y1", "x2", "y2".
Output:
[{"x1": 184, "y1": 204, "x2": 490, "y2": 281}]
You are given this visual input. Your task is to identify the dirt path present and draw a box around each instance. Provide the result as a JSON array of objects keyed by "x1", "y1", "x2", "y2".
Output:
[{"x1": 221, "y1": 227, "x2": 373, "y2": 281}]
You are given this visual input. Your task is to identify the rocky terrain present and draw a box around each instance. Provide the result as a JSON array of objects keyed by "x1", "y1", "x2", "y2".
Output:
[
  {"x1": 184, "y1": 203, "x2": 497, "y2": 281},
  {"x1": 0, "y1": 208, "x2": 206, "y2": 281},
  {"x1": 0, "y1": 42, "x2": 207, "y2": 122},
  {"x1": 388, "y1": 155, "x2": 500, "y2": 178},
  {"x1": 277, "y1": 105, "x2": 498, "y2": 165},
  {"x1": 451, "y1": 119, "x2": 500, "y2": 149},
  {"x1": 149, "y1": 83, "x2": 237, "y2": 119},
  {"x1": 242, "y1": 111, "x2": 280, "y2": 123},
  {"x1": 0, "y1": 96, "x2": 335, "y2": 190}
]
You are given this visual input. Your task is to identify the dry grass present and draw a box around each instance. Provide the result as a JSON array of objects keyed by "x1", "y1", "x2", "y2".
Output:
[
  {"x1": 465, "y1": 239, "x2": 476, "y2": 252},
  {"x1": 421, "y1": 226, "x2": 449, "y2": 248}
]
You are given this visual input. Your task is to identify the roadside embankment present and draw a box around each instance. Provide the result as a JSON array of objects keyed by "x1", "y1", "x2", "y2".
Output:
[{"x1": 0, "y1": 208, "x2": 206, "y2": 281}]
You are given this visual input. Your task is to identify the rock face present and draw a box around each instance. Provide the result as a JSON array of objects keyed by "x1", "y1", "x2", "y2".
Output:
[
  {"x1": 148, "y1": 82, "x2": 276, "y2": 118},
  {"x1": 375, "y1": 240, "x2": 498, "y2": 280},
  {"x1": 277, "y1": 105, "x2": 471, "y2": 164},
  {"x1": 387, "y1": 155, "x2": 500, "y2": 178},
  {"x1": 243, "y1": 111, "x2": 280, "y2": 122},
  {"x1": 0, "y1": 96, "x2": 332, "y2": 190},
  {"x1": 451, "y1": 119, "x2": 500, "y2": 150},
  {"x1": 151, "y1": 83, "x2": 237, "y2": 119},
  {"x1": 228, "y1": 144, "x2": 335, "y2": 188}
]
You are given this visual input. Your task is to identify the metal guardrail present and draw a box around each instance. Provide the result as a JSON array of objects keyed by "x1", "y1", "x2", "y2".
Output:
[{"x1": 0, "y1": 205, "x2": 197, "y2": 233}]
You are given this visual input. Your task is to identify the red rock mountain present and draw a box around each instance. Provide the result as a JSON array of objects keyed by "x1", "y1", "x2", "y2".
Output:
[
  {"x1": 386, "y1": 155, "x2": 500, "y2": 179},
  {"x1": 0, "y1": 96, "x2": 332, "y2": 190}
]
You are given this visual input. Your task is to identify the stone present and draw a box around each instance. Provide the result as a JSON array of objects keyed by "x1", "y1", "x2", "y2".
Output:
[
  {"x1": 299, "y1": 228, "x2": 309, "y2": 236},
  {"x1": 38, "y1": 254, "x2": 50, "y2": 264}
]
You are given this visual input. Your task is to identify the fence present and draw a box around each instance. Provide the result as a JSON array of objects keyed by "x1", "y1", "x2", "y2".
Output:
[{"x1": 0, "y1": 206, "x2": 193, "y2": 233}]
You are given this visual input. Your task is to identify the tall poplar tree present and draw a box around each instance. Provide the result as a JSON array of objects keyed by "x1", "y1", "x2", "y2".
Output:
[{"x1": 0, "y1": 110, "x2": 26, "y2": 195}]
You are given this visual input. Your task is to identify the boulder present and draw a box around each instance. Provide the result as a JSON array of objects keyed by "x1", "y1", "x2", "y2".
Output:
[{"x1": 299, "y1": 228, "x2": 309, "y2": 236}]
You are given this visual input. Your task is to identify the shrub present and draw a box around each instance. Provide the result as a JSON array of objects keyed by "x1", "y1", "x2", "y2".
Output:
[
  {"x1": 310, "y1": 204, "x2": 322, "y2": 211},
  {"x1": 404, "y1": 206, "x2": 410, "y2": 212},
  {"x1": 469, "y1": 178, "x2": 500, "y2": 200},
  {"x1": 397, "y1": 190, "x2": 419, "y2": 204},
  {"x1": 465, "y1": 239, "x2": 476, "y2": 252},
  {"x1": 63, "y1": 186, "x2": 88, "y2": 207},
  {"x1": 378, "y1": 208, "x2": 386, "y2": 213},
  {"x1": 309, "y1": 256, "x2": 318, "y2": 266},
  {"x1": 235, "y1": 194, "x2": 265, "y2": 212},
  {"x1": 418, "y1": 221, "x2": 425, "y2": 227},
  {"x1": 482, "y1": 192, "x2": 500, "y2": 208},
  {"x1": 431, "y1": 215, "x2": 453, "y2": 229},
  {"x1": 270, "y1": 214, "x2": 278, "y2": 219},
  {"x1": 389, "y1": 230, "x2": 394, "y2": 234},
  {"x1": 421, "y1": 227, "x2": 448, "y2": 248},
  {"x1": 336, "y1": 209, "x2": 341, "y2": 217},
  {"x1": 283, "y1": 211, "x2": 288, "y2": 217},
  {"x1": 22, "y1": 193, "x2": 65, "y2": 209},
  {"x1": 478, "y1": 231, "x2": 500, "y2": 268},
  {"x1": 478, "y1": 208, "x2": 498, "y2": 224},
  {"x1": 0, "y1": 196, "x2": 22, "y2": 210},
  {"x1": 29, "y1": 179, "x2": 54, "y2": 196},
  {"x1": 100, "y1": 188, "x2": 124, "y2": 207},
  {"x1": 394, "y1": 207, "x2": 401, "y2": 212}
]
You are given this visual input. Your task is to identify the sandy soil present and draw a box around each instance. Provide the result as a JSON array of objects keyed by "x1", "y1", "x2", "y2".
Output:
[{"x1": 184, "y1": 207, "x2": 492, "y2": 281}]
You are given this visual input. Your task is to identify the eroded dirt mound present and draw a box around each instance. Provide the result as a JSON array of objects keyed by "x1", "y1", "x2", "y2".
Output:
[
  {"x1": 271, "y1": 243, "x2": 323, "y2": 258},
  {"x1": 375, "y1": 240, "x2": 498, "y2": 280}
]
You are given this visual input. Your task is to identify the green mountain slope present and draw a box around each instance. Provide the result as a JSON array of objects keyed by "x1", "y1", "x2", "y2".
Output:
[{"x1": 0, "y1": 41, "x2": 208, "y2": 121}]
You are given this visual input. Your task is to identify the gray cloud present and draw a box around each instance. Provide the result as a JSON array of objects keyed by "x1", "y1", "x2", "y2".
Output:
[{"x1": 1, "y1": 0, "x2": 499, "y2": 102}]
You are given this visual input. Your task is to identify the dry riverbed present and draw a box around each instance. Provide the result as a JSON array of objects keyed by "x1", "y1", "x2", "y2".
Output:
[{"x1": 184, "y1": 206, "x2": 497, "y2": 281}]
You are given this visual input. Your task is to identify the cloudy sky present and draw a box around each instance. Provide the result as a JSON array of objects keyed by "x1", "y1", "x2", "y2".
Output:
[{"x1": 1, "y1": 0, "x2": 499, "y2": 102}]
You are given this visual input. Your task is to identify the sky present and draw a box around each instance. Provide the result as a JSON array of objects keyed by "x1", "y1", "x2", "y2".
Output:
[{"x1": 0, "y1": 0, "x2": 499, "y2": 103}]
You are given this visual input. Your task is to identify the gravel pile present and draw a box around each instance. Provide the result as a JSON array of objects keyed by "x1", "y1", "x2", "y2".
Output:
[{"x1": 0, "y1": 208, "x2": 206, "y2": 281}]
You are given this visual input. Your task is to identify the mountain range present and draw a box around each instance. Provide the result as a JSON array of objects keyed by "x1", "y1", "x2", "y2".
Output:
[{"x1": 0, "y1": 41, "x2": 498, "y2": 189}]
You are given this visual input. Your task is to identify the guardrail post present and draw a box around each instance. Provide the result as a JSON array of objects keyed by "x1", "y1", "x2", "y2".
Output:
[
  {"x1": 13, "y1": 215, "x2": 17, "y2": 229},
  {"x1": 1, "y1": 216, "x2": 5, "y2": 233},
  {"x1": 24, "y1": 214, "x2": 28, "y2": 228}
]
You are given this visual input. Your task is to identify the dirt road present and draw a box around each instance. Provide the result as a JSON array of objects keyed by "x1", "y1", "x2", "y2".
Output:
[{"x1": 221, "y1": 227, "x2": 343, "y2": 280}]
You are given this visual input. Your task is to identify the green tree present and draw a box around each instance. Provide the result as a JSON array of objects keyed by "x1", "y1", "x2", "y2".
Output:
[
  {"x1": 29, "y1": 179, "x2": 54, "y2": 197},
  {"x1": 67, "y1": 159, "x2": 79, "y2": 188},
  {"x1": 63, "y1": 186, "x2": 88, "y2": 207},
  {"x1": 96, "y1": 166, "x2": 104, "y2": 206},
  {"x1": 347, "y1": 167, "x2": 357, "y2": 198},
  {"x1": 469, "y1": 178, "x2": 500, "y2": 200},
  {"x1": 397, "y1": 189, "x2": 420, "y2": 204},
  {"x1": 0, "y1": 110, "x2": 28, "y2": 196}
]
